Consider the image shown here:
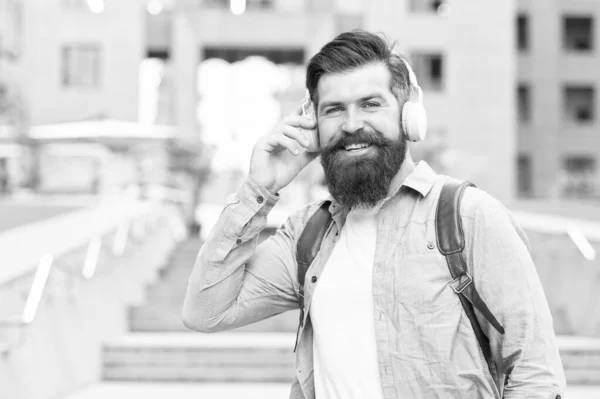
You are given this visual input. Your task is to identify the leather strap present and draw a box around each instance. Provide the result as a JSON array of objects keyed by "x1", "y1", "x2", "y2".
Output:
[
  {"x1": 294, "y1": 200, "x2": 332, "y2": 351},
  {"x1": 436, "y1": 180, "x2": 505, "y2": 380},
  {"x1": 293, "y1": 181, "x2": 506, "y2": 377}
]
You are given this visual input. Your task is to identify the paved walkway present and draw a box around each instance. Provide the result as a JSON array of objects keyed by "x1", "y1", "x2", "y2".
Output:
[{"x1": 63, "y1": 382, "x2": 600, "y2": 399}]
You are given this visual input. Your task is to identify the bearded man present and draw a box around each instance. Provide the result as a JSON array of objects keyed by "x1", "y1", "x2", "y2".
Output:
[{"x1": 183, "y1": 30, "x2": 565, "y2": 399}]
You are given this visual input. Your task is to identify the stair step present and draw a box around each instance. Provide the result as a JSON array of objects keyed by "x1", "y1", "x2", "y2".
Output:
[
  {"x1": 106, "y1": 332, "x2": 295, "y2": 348},
  {"x1": 558, "y1": 336, "x2": 600, "y2": 383},
  {"x1": 103, "y1": 333, "x2": 295, "y2": 382},
  {"x1": 564, "y1": 369, "x2": 600, "y2": 385},
  {"x1": 103, "y1": 366, "x2": 294, "y2": 383}
]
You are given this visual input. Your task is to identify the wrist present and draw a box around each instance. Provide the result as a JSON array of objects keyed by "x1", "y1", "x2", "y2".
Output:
[{"x1": 247, "y1": 174, "x2": 280, "y2": 196}]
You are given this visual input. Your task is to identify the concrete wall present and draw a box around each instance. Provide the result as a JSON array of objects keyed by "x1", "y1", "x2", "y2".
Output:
[
  {"x1": 18, "y1": 0, "x2": 144, "y2": 124},
  {"x1": 518, "y1": 0, "x2": 600, "y2": 198},
  {"x1": 0, "y1": 200, "x2": 186, "y2": 399},
  {"x1": 365, "y1": 0, "x2": 517, "y2": 202}
]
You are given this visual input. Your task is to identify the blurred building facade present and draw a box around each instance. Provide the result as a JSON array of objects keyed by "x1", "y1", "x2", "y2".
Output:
[
  {"x1": 9, "y1": 0, "x2": 600, "y2": 203},
  {"x1": 0, "y1": 0, "x2": 25, "y2": 193},
  {"x1": 15, "y1": 0, "x2": 144, "y2": 124},
  {"x1": 517, "y1": 0, "x2": 600, "y2": 200},
  {"x1": 147, "y1": 0, "x2": 517, "y2": 203},
  {"x1": 0, "y1": 0, "x2": 170, "y2": 196}
]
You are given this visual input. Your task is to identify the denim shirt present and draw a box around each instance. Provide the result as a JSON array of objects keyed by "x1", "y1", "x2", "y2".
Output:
[{"x1": 183, "y1": 162, "x2": 565, "y2": 399}]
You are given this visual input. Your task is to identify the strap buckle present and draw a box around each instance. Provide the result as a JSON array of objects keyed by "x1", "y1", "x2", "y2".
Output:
[{"x1": 449, "y1": 273, "x2": 473, "y2": 294}]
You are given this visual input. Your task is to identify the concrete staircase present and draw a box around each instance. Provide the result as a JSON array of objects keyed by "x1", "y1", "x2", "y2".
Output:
[
  {"x1": 103, "y1": 239, "x2": 600, "y2": 385},
  {"x1": 103, "y1": 238, "x2": 299, "y2": 383},
  {"x1": 103, "y1": 333, "x2": 295, "y2": 383},
  {"x1": 559, "y1": 337, "x2": 600, "y2": 384},
  {"x1": 128, "y1": 238, "x2": 299, "y2": 333}
]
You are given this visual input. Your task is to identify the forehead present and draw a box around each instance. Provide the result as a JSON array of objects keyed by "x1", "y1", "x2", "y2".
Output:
[{"x1": 316, "y1": 62, "x2": 393, "y2": 103}]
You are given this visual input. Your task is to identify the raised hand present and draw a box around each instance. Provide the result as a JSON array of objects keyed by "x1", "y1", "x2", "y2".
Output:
[{"x1": 249, "y1": 106, "x2": 319, "y2": 194}]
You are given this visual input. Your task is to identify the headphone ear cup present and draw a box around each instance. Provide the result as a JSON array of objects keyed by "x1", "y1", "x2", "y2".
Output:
[{"x1": 402, "y1": 101, "x2": 427, "y2": 142}]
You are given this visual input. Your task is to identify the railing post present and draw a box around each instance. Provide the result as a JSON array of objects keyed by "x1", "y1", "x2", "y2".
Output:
[
  {"x1": 112, "y1": 223, "x2": 130, "y2": 256},
  {"x1": 82, "y1": 237, "x2": 102, "y2": 280},
  {"x1": 23, "y1": 255, "x2": 54, "y2": 325}
]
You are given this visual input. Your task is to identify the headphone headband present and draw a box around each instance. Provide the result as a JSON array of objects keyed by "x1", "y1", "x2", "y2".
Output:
[
  {"x1": 393, "y1": 53, "x2": 427, "y2": 142},
  {"x1": 398, "y1": 56, "x2": 423, "y2": 103}
]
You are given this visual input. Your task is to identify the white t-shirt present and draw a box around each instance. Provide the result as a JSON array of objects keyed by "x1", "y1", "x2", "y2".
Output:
[{"x1": 310, "y1": 206, "x2": 384, "y2": 399}]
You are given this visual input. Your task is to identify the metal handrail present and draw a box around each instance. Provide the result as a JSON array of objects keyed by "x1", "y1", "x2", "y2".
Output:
[
  {"x1": 0, "y1": 254, "x2": 53, "y2": 329},
  {"x1": 82, "y1": 237, "x2": 103, "y2": 280},
  {"x1": 0, "y1": 210, "x2": 177, "y2": 355},
  {"x1": 567, "y1": 224, "x2": 597, "y2": 261},
  {"x1": 112, "y1": 222, "x2": 130, "y2": 257},
  {"x1": 512, "y1": 210, "x2": 599, "y2": 261}
]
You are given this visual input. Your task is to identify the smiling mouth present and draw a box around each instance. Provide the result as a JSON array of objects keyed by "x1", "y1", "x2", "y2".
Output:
[{"x1": 343, "y1": 143, "x2": 371, "y2": 152}]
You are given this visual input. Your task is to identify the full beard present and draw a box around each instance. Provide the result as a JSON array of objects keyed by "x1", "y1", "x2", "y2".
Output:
[{"x1": 320, "y1": 128, "x2": 407, "y2": 209}]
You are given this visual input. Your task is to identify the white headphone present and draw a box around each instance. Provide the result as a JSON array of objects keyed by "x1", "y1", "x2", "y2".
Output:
[{"x1": 400, "y1": 58, "x2": 428, "y2": 142}]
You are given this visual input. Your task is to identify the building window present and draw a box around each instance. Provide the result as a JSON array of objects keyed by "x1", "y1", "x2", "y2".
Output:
[
  {"x1": 562, "y1": 156, "x2": 597, "y2": 198},
  {"x1": 564, "y1": 86, "x2": 594, "y2": 123},
  {"x1": 518, "y1": 84, "x2": 531, "y2": 123},
  {"x1": 409, "y1": 0, "x2": 447, "y2": 13},
  {"x1": 409, "y1": 53, "x2": 444, "y2": 91},
  {"x1": 517, "y1": 154, "x2": 533, "y2": 198},
  {"x1": 563, "y1": 16, "x2": 594, "y2": 51},
  {"x1": 61, "y1": 44, "x2": 101, "y2": 89},
  {"x1": 517, "y1": 14, "x2": 529, "y2": 51}
]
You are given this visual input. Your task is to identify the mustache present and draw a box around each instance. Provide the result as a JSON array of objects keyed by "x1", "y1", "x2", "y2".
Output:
[{"x1": 322, "y1": 128, "x2": 394, "y2": 152}]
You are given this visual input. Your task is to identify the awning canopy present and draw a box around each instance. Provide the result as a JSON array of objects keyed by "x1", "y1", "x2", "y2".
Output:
[{"x1": 28, "y1": 120, "x2": 179, "y2": 142}]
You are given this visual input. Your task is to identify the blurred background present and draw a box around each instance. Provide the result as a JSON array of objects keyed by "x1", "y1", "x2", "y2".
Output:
[{"x1": 1, "y1": 0, "x2": 600, "y2": 398}]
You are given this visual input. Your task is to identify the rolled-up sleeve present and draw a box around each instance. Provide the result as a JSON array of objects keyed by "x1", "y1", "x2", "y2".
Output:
[
  {"x1": 464, "y1": 191, "x2": 566, "y2": 399},
  {"x1": 182, "y1": 176, "x2": 304, "y2": 333}
]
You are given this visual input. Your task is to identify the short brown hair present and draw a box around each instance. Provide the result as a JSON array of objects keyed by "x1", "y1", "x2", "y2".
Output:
[{"x1": 306, "y1": 30, "x2": 412, "y2": 106}]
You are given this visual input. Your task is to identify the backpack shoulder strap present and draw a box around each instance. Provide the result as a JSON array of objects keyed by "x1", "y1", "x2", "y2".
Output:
[
  {"x1": 295, "y1": 201, "x2": 332, "y2": 331},
  {"x1": 436, "y1": 180, "x2": 505, "y2": 373}
]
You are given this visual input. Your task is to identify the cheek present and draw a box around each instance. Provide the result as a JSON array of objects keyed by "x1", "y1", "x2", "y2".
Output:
[
  {"x1": 317, "y1": 119, "x2": 340, "y2": 146},
  {"x1": 370, "y1": 115, "x2": 401, "y2": 138}
]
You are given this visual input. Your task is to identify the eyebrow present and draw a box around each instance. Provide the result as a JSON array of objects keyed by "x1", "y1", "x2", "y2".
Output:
[{"x1": 319, "y1": 93, "x2": 386, "y2": 111}]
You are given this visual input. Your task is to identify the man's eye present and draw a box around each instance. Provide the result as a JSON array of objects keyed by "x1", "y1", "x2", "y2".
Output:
[
  {"x1": 364, "y1": 102, "x2": 380, "y2": 108},
  {"x1": 325, "y1": 107, "x2": 342, "y2": 114}
]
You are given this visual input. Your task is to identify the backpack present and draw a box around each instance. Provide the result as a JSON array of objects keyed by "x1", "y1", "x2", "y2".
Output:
[{"x1": 295, "y1": 180, "x2": 505, "y2": 376}]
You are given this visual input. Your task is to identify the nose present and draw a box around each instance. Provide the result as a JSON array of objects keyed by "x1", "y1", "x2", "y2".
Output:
[{"x1": 341, "y1": 108, "x2": 365, "y2": 134}]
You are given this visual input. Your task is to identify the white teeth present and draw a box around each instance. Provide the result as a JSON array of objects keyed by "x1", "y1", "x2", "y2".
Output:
[{"x1": 344, "y1": 143, "x2": 369, "y2": 151}]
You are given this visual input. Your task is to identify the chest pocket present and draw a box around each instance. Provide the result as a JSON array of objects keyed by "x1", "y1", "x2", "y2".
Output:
[{"x1": 392, "y1": 250, "x2": 458, "y2": 311}]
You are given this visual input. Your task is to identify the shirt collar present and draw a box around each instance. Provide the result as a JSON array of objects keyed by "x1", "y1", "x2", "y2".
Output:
[
  {"x1": 327, "y1": 161, "x2": 437, "y2": 216},
  {"x1": 394, "y1": 160, "x2": 437, "y2": 198}
]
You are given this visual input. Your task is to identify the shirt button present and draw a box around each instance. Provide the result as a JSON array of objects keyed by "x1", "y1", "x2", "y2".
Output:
[
  {"x1": 311, "y1": 276, "x2": 317, "y2": 283},
  {"x1": 427, "y1": 242, "x2": 435, "y2": 250},
  {"x1": 257, "y1": 196, "x2": 264, "y2": 204},
  {"x1": 236, "y1": 238, "x2": 242, "y2": 245},
  {"x1": 555, "y1": 395, "x2": 561, "y2": 399}
]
